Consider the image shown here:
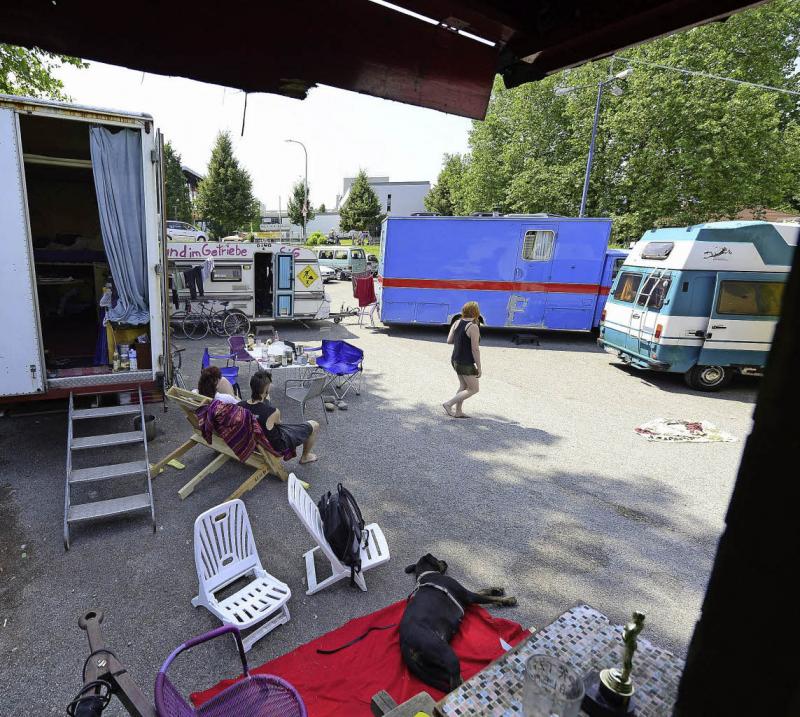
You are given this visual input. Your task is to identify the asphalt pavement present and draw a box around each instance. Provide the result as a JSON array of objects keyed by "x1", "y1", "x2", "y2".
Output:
[{"x1": 0, "y1": 279, "x2": 758, "y2": 714}]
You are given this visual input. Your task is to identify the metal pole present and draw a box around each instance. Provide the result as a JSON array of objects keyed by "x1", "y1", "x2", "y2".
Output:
[
  {"x1": 579, "y1": 81, "x2": 604, "y2": 218},
  {"x1": 285, "y1": 139, "x2": 308, "y2": 240},
  {"x1": 303, "y1": 144, "x2": 308, "y2": 241}
]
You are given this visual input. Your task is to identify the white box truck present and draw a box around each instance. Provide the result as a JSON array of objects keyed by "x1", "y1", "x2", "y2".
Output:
[{"x1": 0, "y1": 94, "x2": 168, "y2": 403}]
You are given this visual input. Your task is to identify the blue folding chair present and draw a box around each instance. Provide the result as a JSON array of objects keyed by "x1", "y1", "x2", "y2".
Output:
[
  {"x1": 313, "y1": 340, "x2": 363, "y2": 400},
  {"x1": 202, "y1": 347, "x2": 241, "y2": 398}
]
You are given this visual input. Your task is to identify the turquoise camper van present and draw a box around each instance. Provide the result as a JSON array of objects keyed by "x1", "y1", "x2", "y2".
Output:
[{"x1": 598, "y1": 221, "x2": 797, "y2": 391}]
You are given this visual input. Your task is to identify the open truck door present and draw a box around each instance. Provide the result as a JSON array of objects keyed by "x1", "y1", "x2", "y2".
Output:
[
  {"x1": 0, "y1": 108, "x2": 45, "y2": 396},
  {"x1": 156, "y1": 129, "x2": 171, "y2": 388}
]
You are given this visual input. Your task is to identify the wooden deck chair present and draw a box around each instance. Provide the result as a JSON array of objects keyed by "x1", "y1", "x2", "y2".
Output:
[
  {"x1": 152, "y1": 386, "x2": 290, "y2": 501},
  {"x1": 192, "y1": 499, "x2": 291, "y2": 652},
  {"x1": 287, "y1": 473, "x2": 390, "y2": 595}
]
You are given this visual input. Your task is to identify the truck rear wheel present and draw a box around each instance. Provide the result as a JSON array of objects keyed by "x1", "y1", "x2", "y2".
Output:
[{"x1": 684, "y1": 365, "x2": 732, "y2": 392}]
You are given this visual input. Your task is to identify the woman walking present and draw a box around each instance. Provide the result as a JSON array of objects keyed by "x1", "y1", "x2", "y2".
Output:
[{"x1": 443, "y1": 301, "x2": 481, "y2": 418}]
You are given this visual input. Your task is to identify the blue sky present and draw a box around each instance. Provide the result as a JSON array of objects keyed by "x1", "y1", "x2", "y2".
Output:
[{"x1": 57, "y1": 61, "x2": 472, "y2": 211}]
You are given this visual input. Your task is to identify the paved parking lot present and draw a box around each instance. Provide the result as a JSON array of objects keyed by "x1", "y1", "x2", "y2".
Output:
[{"x1": 0, "y1": 279, "x2": 758, "y2": 714}]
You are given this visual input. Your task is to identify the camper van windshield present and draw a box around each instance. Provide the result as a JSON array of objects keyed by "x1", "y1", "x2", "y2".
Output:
[{"x1": 641, "y1": 242, "x2": 674, "y2": 260}]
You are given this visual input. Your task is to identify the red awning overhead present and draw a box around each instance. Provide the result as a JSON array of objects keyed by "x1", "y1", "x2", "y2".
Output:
[{"x1": 0, "y1": 1, "x2": 763, "y2": 119}]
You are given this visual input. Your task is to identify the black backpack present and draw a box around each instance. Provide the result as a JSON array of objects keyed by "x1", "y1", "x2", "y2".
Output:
[{"x1": 318, "y1": 483, "x2": 368, "y2": 585}]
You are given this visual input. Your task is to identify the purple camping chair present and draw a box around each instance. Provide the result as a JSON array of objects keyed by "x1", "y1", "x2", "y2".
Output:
[
  {"x1": 202, "y1": 347, "x2": 241, "y2": 398},
  {"x1": 155, "y1": 625, "x2": 307, "y2": 717},
  {"x1": 228, "y1": 335, "x2": 257, "y2": 376}
]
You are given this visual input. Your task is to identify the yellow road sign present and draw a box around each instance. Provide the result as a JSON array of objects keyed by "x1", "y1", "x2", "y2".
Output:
[{"x1": 298, "y1": 265, "x2": 319, "y2": 288}]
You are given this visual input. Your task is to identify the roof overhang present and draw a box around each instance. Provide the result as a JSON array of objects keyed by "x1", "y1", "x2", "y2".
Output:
[{"x1": 0, "y1": 1, "x2": 764, "y2": 120}]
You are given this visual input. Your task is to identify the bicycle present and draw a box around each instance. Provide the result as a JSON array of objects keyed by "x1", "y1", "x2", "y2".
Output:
[
  {"x1": 170, "y1": 344, "x2": 187, "y2": 389},
  {"x1": 181, "y1": 299, "x2": 250, "y2": 340}
]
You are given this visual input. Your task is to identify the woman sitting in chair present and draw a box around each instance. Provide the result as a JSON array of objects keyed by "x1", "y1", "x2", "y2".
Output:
[
  {"x1": 239, "y1": 370, "x2": 320, "y2": 464},
  {"x1": 197, "y1": 366, "x2": 239, "y2": 405}
]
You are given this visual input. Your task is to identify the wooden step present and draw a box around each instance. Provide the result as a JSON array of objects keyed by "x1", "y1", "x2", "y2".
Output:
[
  {"x1": 72, "y1": 405, "x2": 141, "y2": 420},
  {"x1": 67, "y1": 493, "x2": 152, "y2": 523},
  {"x1": 71, "y1": 431, "x2": 143, "y2": 450},
  {"x1": 69, "y1": 460, "x2": 149, "y2": 484}
]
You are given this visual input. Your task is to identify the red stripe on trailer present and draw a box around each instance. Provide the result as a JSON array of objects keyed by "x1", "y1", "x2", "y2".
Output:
[{"x1": 381, "y1": 277, "x2": 604, "y2": 294}]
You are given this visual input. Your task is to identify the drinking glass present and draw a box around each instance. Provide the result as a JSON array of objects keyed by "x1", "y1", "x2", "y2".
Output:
[{"x1": 523, "y1": 654, "x2": 584, "y2": 717}]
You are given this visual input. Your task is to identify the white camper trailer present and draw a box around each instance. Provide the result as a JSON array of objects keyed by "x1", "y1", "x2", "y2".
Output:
[
  {"x1": 167, "y1": 241, "x2": 331, "y2": 324},
  {"x1": 0, "y1": 94, "x2": 168, "y2": 403}
]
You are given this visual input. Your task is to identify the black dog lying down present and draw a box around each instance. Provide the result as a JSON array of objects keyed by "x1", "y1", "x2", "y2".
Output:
[{"x1": 399, "y1": 553, "x2": 517, "y2": 692}]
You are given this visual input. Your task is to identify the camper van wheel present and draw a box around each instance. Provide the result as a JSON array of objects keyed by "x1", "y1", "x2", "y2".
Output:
[{"x1": 685, "y1": 365, "x2": 732, "y2": 392}]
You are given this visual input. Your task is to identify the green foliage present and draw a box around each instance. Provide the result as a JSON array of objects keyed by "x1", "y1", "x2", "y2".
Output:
[
  {"x1": 195, "y1": 131, "x2": 261, "y2": 239},
  {"x1": 425, "y1": 154, "x2": 468, "y2": 215},
  {"x1": 287, "y1": 179, "x2": 315, "y2": 231},
  {"x1": 433, "y1": 0, "x2": 800, "y2": 245},
  {"x1": 306, "y1": 230, "x2": 326, "y2": 245},
  {"x1": 318, "y1": 203, "x2": 327, "y2": 213},
  {"x1": 163, "y1": 141, "x2": 193, "y2": 223},
  {"x1": 339, "y1": 169, "x2": 385, "y2": 235},
  {"x1": 1, "y1": 44, "x2": 86, "y2": 98}
]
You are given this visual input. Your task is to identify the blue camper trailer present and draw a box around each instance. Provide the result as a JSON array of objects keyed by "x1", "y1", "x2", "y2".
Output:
[
  {"x1": 598, "y1": 221, "x2": 797, "y2": 391},
  {"x1": 378, "y1": 215, "x2": 626, "y2": 331}
]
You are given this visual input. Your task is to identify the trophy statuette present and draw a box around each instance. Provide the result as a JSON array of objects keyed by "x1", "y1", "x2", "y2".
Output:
[{"x1": 582, "y1": 611, "x2": 646, "y2": 716}]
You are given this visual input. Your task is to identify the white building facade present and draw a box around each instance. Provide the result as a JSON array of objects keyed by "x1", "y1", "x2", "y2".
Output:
[{"x1": 261, "y1": 176, "x2": 431, "y2": 240}]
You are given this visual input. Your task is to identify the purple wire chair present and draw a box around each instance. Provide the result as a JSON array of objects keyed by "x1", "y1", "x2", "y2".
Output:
[
  {"x1": 228, "y1": 336, "x2": 257, "y2": 376},
  {"x1": 155, "y1": 625, "x2": 307, "y2": 717}
]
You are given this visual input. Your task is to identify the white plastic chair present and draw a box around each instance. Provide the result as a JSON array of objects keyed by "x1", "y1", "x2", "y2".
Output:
[
  {"x1": 287, "y1": 473, "x2": 390, "y2": 595},
  {"x1": 191, "y1": 499, "x2": 291, "y2": 652}
]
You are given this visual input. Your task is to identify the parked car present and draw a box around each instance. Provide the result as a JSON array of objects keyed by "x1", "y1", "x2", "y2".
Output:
[
  {"x1": 316, "y1": 245, "x2": 367, "y2": 279},
  {"x1": 320, "y1": 265, "x2": 335, "y2": 283},
  {"x1": 167, "y1": 220, "x2": 208, "y2": 242},
  {"x1": 366, "y1": 253, "x2": 379, "y2": 275}
]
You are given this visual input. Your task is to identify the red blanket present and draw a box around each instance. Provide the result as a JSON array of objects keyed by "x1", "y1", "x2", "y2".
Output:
[{"x1": 191, "y1": 599, "x2": 527, "y2": 714}]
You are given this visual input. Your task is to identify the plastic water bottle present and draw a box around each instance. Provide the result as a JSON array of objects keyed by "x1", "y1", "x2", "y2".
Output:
[{"x1": 129, "y1": 347, "x2": 138, "y2": 371}]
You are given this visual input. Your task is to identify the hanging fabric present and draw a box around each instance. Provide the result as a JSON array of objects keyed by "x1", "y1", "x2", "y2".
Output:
[{"x1": 89, "y1": 126, "x2": 150, "y2": 325}]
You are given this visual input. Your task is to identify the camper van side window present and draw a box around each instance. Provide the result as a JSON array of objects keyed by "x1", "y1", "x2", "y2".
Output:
[
  {"x1": 522, "y1": 230, "x2": 555, "y2": 262},
  {"x1": 211, "y1": 266, "x2": 242, "y2": 282},
  {"x1": 717, "y1": 281, "x2": 785, "y2": 317},
  {"x1": 613, "y1": 272, "x2": 643, "y2": 303},
  {"x1": 319, "y1": 250, "x2": 333, "y2": 260},
  {"x1": 334, "y1": 250, "x2": 349, "y2": 260}
]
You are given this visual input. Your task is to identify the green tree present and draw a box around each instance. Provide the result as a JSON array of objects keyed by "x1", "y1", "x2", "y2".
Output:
[
  {"x1": 437, "y1": 0, "x2": 800, "y2": 244},
  {"x1": 425, "y1": 153, "x2": 468, "y2": 215},
  {"x1": 1, "y1": 44, "x2": 86, "y2": 98},
  {"x1": 339, "y1": 169, "x2": 384, "y2": 235},
  {"x1": 163, "y1": 141, "x2": 193, "y2": 223},
  {"x1": 287, "y1": 179, "x2": 315, "y2": 233},
  {"x1": 318, "y1": 203, "x2": 327, "y2": 213},
  {"x1": 195, "y1": 131, "x2": 260, "y2": 239}
]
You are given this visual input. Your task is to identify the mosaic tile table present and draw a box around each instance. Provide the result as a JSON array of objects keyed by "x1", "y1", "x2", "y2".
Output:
[{"x1": 436, "y1": 604, "x2": 685, "y2": 717}]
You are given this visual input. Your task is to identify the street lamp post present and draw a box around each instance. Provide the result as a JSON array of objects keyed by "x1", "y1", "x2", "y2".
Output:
[
  {"x1": 285, "y1": 139, "x2": 308, "y2": 240},
  {"x1": 555, "y1": 68, "x2": 632, "y2": 218}
]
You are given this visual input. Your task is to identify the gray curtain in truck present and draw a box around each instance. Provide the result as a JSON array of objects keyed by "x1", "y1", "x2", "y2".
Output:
[{"x1": 89, "y1": 126, "x2": 149, "y2": 325}]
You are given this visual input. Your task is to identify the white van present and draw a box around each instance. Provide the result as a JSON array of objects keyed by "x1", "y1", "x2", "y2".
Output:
[{"x1": 315, "y1": 245, "x2": 367, "y2": 279}]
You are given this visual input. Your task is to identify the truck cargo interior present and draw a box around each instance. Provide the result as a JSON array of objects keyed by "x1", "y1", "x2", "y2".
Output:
[{"x1": 19, "y1": 115, "x2": 132, "y2": 379}]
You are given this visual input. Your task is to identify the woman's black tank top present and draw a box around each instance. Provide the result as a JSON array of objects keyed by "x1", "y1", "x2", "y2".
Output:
[{"x1": 452, "y1": 319, "x2": 475, "y2": 365}]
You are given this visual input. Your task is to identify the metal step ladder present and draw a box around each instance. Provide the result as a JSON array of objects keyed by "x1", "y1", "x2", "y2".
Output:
[{"x1": 64, "y1": 387, "x2": 156, "y2": 550}]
